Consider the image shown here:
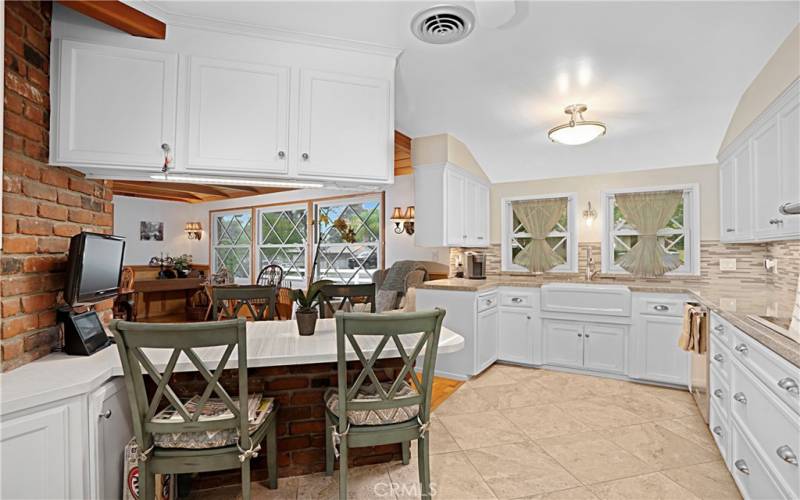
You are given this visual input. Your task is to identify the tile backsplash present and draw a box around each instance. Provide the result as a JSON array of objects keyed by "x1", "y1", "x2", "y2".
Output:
[{"x1": 449, "y1": 240, "x2": 800, "y2": 290}]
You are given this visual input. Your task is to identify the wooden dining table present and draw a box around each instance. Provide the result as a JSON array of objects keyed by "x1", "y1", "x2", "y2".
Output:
[{"x1": 134, "y1": 277, "x2": 206, "y2": 319}]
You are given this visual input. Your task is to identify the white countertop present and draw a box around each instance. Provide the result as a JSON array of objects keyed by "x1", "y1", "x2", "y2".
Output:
[{"x1": 0, "y1": 319, "x2": 464, "y2": 417}]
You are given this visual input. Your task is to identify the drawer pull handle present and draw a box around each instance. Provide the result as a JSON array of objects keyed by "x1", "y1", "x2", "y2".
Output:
[
  {"x1": 713, "y1": 389, "x2": 723, "y2": 399},
  {"x1": 777, "y1": 377, "x2": 799, "y2": 395},
  {"x1": 777, "y1": 445, "x2": 798, "y2": 466},
  {"x1": 511, "y1": 297, "x2": 523, "y2": 303},
  {"x1": 734, "y1": 343, "x2": 749, "y2": 354},
  {"x1": 653, "y1": 305, "x2": 669, "y2": 312},
  {"x1": 733, "y1": 392, "x2": 747, "y2": 404},
  {"x1": 713, "y1": 325, "x2": 725, "y2": 332},
  {"x1": 713, "y1": 354, "x2": 724, "y2": 362},
  {"x1": 712, "y1": 426, "x2": 723, "y2": 437},
  {"x1": 734, "y1": 459, "x2": 750, "y2": 475},
  {"x1": 99, "y1": 409, "x2": 112, "y2": 419}
]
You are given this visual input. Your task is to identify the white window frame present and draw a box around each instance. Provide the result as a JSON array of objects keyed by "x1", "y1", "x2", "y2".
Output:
[
  {"x1": 501, "y1": 193, "x2": 578, "y2": 273},
  {"x1": 211, "y1": 208, "x2": 253, "y2": 284},
  {"x1": 256, "y1": 204, "x2": 308, "y2": 288},
  {"x1": 601, "y1": 184, "x2": 700, "y2": 276}
]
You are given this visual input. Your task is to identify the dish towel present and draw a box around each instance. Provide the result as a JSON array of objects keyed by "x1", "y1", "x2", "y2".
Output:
[{"x1": 679, "y1": 304, "x2": 707, "y2": 354}]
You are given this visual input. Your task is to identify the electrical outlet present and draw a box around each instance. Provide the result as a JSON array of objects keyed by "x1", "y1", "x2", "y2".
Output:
[
  {"x1": 764, "y1": 258, "x2": 778, "y2": 273},
  {"x1": 719, "y1": 258, "x2": 737, "y2": 271}
]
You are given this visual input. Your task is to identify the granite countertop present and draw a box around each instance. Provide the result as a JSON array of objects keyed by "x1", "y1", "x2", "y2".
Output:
[{"x1": 418, "y1": 277, "x2": 800, "y2": 368}]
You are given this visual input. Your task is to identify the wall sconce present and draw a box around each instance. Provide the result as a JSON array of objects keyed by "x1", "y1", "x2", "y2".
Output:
[
  {"x1": 583, "y1": 202, "x2": 597, "y2": 226},
  {"x1": 391, "y1": 206, "x2": 415, "y2": 235},
  {"x1": 185, "y1": 222, "x2": 203, "y2": 240}
]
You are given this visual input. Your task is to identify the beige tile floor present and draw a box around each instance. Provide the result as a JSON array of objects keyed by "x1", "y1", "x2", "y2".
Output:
[{"x1": 192, "y1": 365, "x2": 741, "y2": 500}]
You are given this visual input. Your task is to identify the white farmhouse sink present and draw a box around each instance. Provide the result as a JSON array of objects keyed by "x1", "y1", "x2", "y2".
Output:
[{"x1": 541, "y1": 283, "x2": 631, "y2": 316}]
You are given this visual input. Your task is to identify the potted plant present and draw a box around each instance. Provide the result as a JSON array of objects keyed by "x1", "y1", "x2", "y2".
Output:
[
  {"x1": 291, "y1": 280, "x2": 333, "y2": 336},
  {"x1": 173, "y1": 254, "x2": 193, "y2": 278}
]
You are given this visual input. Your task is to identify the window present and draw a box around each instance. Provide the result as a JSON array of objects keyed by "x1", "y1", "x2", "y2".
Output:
[
  {"x1": 257, "y1": 205, "x2": 307, "y2": 288},
  {"x1": 602, "y1": 185, "x2": 699, "y2": 275},
  {"x1": 501, "y1": 194, "x2": 577, "y2": 272},
  {"x1": 212, "y1": 210, "x2": 252, "y2": 284},
  {"x1": 314, "y1": 196, "x2": 381, "y2": 284}
]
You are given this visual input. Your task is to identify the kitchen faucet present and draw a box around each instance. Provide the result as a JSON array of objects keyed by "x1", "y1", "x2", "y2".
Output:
[{"x1": 585, "y1": 246, "x2": 599, "y2": 281}]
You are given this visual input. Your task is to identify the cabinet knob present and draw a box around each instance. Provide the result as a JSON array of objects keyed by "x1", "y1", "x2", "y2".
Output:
[
  {"x1": 777, "y1": 377, "x2": 799, "y2": 395},
  {"x1": 526, "y1": 316, "x2": 531, "y2": 320},
  {"x1": 734, "y1": 343, "x2": 749, "y2": 355},
  {"x1": 734, "y1": 459, "x2": 750, "y2": 475},
  {"x1": 477, "y1": 236, "x2": 484, "y2": 240},
  {"x1": 713, "y1": 353, "x2": 724, "y2": 362},
  {"x1": 712, "y1": 426, "x2": 723, "y2": 437},
  {"x1": 577, "y1": 333, "x2": 583, "y2": 338},
  {"x1": 713, "y1": 389, "x2": 723, "y2": 399},
  {"x1": 777, "y1": 445, "x2": 798, "y2": 465},
  {"x1": 160, "y1": 143, "x2": 172, "y2": 173},
  {"x1": 301, "y1": 152, "x2": 310, "y2": 160},
  {"x1": 733, "y1": 392, "x2": 747, "y2": 404},
  {"x1": 585, "y1": 334, "x2": 590, "y2": 338},
  {"x1": 653, "y1": 304, "x2": 669, "y2": 312},
  {"x1": 277, "y1": 150, "x2": 286, "y2": 159},
  {"x1": 99, "y1": 409, "x2": 112, "y2": 419}
]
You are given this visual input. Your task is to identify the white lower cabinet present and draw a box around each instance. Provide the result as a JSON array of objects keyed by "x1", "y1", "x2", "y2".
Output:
[
  {"x1": 0, "y1": 397, "x2": 86, "y2": 499},
  {"x1": 542, "y1": 320, "x2": 625, "y2": 374},
  {"x1": 708, "y1": 312, "x2": 800, "y2": 500},
  {"x1": 0, "y1": 379, "x2": 133, "y2": 500},
  {"x1": 477, "y1": 306, "x2": 499, "y2": 373},
  {"x1": 498, "y1": 308, "x2": 534, "y2": 364},
  {"x1": 636, "y1": 315, "x2": 689, "y2": 385},
  {"x1": 89, "y1": 378, "x2": 133, "y2": 500}
]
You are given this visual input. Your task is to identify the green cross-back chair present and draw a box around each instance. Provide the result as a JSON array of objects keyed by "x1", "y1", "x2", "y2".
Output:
[
  {"x1": 318, "y1": 283, "x2": 376, "y2": 318},
  {"x1": 110, "y1": 318, "x2": 278, "y2": 500},
  {"x1": 324, "y1": 309, "x2": 446, "y2": 499},
  {"x1": 212, "y1": 285, "x2": 277, "y2": 321}
]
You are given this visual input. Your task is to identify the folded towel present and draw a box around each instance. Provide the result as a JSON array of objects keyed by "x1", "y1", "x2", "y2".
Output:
[{"x1": 679, "y1": 304, "x2": 707, "y2": 354}]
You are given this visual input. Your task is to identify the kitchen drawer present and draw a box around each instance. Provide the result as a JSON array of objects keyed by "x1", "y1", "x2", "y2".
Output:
[
  {"x1": 710, "y1": 336, "x2": 732, "y2": 382},
  {"x1": 710, "y1": 364, "x2": 730, "y2": 419},
  {"x1": 499, "y1": 291, "x2": 536, "y2": 309},
  {"x1": 710, "y1": 313, "x2": 734, "y2": 349},
  {"x1": 730, "y1": 328, "x2": 800, "y2": 416},
  {"x1": 477, "y1": 292, "x2": 498, "y2": 313},
  {"x1": 709, "y1": 397, "x2": 730, "y2": 466},
  {"x1": 730, "y1": 358, "x2": 800, "y2": 498},
  {"x1": 731, "y1": 419, "x2": 789, "y2": 500},
  {"x1": 637, "y1": 297, "x2": 685, "y2": 317}
]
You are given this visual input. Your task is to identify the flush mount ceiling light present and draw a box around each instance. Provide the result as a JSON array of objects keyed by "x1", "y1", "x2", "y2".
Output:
[
  {"x1": 548, "y1": 104, "x2": 607, "y2": 146},
  {"x1": 411, "y1": 5, "x2": 475, "y2": 44}
]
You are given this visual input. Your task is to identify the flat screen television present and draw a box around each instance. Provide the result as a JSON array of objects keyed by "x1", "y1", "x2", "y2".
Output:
[{"x1": 64, "y1": 232, "x2": 126, "y2": 306}]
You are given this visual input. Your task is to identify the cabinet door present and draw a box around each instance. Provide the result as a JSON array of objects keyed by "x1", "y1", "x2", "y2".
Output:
[
  {"x1": 476, "y1": 308, "x2": 499, "y2": 373},
  {"x1": 732, "y1": 145, "x2": 753, "y2": 240},
  {"x1": 89, "y1": 379, "x2": 133, "y2": 500},
  {"x1": 464, "y1": 180, "x2": 479, "y2": 245},
  {"x1": 719, "y1": 157, "x2": 736, "y2": 241},
  {"x1": 583, "y1": 323, "x2": 625, "y2": 374},
  {"x1": 55, "y1": 40, "x2": 177, "y2": 169},
  {"x1": 445, "y1": 169, "x2": 466, "y2": 246},
  {"x1": 543, "y1": 320, "x2": 583, "y2": 368},
  {"x1": 778, "y1": 99, "x2": 800, "y2": 237},
  {"x1": 297, "y1": 69, "x2": 391, "y2": 181},
  {"x1": 640, "y1": 316, "x2": 688, "y2": 385},
  {"x1": 472, "y1": 182, "x2": 490, "y2": 246},
  {"x1": 0, "y1": 399, "x2": 84, "y2": 499},
  {"x1": 752, "y1": 119, "x2": 781, "y2": 239},
  {"x1": 185, "y1": 57, "x2": 289, "y2": 174},
  {"x1": 498, "y1": 308, "x2": 532, "y2": 364}
]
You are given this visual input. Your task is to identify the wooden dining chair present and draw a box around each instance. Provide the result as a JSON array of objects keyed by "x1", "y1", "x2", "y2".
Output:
[
  {"x1": 109, "y1": 318, "x2": 278, "y2": 500},
  {"x1": 114, "y1": 266, "x2": 137, "y2": 321},
  {"x1": 318, "y1": 283, "x2": 376, "y2": 318},
  {"x1": 256, "y1": 264, "x2": 284, "y2": 288},
  {"x1": 324, "y1": 309, "x2": 445, "y2": 499},
  {"x1": 212, "y1": 286, "x2": 277, "y2": 321}
]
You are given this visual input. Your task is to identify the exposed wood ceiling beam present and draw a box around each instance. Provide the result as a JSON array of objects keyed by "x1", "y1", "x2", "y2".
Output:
[
  {"x1": 115, "y1": 181, "x2": 227, "y2": 197},
  {"x1": 58, "y1": 1, "x2": 166, "y2": 39},
  {"x1": 394, "y1": 130, "x2": 413, "y2": 176},
  {"x1": 113, "y1": 183, "x2": 205, "y2": 201}
]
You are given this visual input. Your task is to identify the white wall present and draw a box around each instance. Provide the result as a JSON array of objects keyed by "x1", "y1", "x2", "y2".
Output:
[
  {"x1": 112, "y1": 176, "x2": 448, "y2": 268},
  {"x1": 113, "y1": 196, "x2": 206, "y2": 265}
]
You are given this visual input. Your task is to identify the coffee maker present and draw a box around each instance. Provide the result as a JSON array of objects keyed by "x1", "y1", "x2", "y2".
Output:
[{"x1": 464, "y1": 252, "x2": 486, "y2": 279}]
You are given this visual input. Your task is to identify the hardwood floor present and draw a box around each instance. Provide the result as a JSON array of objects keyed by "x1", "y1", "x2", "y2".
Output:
[{"x1": 430, "y1": 376, "x2": 464, "y2": 411}]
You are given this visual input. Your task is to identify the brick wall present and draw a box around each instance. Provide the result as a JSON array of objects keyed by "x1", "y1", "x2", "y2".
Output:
[
  {"x1": 169, "y1": 360, "x2": 404, "y2": 489},
  {"x1": 2, "y1": 1, "x2": 114, "y2": 372}
]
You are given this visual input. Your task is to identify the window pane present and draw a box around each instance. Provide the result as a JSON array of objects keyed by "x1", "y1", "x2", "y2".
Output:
[
  {"x1": 507, "y1": 196, "x2": 572, "y2": 271},
  {"x1": 212, "y1": 211, "x2": 252, "y2": 283},
  {"x1": 258, "y1": 207, "x2": 308, "y2": 284},
  {"x1": 315, "y1": 198, "x2": 381, "y2": 284}
]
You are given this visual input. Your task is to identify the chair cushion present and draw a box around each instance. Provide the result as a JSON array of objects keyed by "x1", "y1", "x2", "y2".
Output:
[
  {"x1": 152, "y1": 395, "x2": 274, "y2": 449},
  {"x1": 325, "y1": 381, "x2": 419, "y2": 426}
]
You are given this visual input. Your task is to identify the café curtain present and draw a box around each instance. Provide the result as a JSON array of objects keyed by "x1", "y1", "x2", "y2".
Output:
[
  {"x1": 512, "y1": 198, "x2": 566, "y2": 272},
  {"x1": 615, "y1": 190, "x2": 683, "y2": 277}
]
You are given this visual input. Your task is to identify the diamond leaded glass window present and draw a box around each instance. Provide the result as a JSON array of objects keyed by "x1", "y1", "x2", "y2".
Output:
[
  {"x1": 257, "y1": 205, "x2": 307, "y2": 287},
  {"x1": 314, "y1": 197, "x2": 381, "y2": 284},
  {"x1": 212, "y1": 210, "x2": 252, "y2": 283}
]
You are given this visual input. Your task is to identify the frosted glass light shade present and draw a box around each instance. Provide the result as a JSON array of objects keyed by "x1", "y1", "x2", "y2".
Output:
[{"x1": 548, "y1": 121, "x2": 607, "y2": 145}]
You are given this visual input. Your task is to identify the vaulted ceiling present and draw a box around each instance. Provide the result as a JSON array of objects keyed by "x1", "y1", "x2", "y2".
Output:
[{"x1": 148, "y1": 1, "x2": 798, "y2": 183}]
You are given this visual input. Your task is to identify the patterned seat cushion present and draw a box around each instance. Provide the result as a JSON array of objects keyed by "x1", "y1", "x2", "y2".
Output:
[{"x1": 325, "y1": 381, "x2": 419, "y2": 426}]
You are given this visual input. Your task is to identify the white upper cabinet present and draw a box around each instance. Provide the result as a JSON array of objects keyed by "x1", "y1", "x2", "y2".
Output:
[
  {"x1": 53, "y1": 40, "x2": 177, "y2": 170},
  {"x1": 719, "y1": 79, "x2": 799, "y2": 243},
  {"x1": 50, "y1": 13, "x2": 398, "y2": 185},
  {"x1": 415, "y1": 164, "x2": 491, "y2": 247},
  {"x1": 182, "y1": 56, "x2": 290, "y2": 174},
  {"x1": 296, "y1": 70, "x2": 392, "y2": 181}
]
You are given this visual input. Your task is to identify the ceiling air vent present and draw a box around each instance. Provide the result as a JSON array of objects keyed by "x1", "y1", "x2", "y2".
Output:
[{"x1": 411, "y1": 5, "x2": 475, "y2": 44}]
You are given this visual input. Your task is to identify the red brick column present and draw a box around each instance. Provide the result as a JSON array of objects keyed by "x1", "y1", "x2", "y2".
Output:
[{"x1": 2, "y1": 1, "x2": 114, "y2": 372}]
